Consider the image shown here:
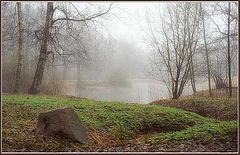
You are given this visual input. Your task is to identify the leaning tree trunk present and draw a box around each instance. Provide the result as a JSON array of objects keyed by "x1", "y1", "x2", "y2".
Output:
[
  {"x1": 28, "y1": 2, "x2": 54, "y2": 94},
  {"x1": 14, "y1": 2, "x2": 23, "y2": 93}
]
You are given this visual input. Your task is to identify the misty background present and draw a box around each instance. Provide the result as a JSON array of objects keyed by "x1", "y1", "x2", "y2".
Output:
[{"x1": 2, "y1": 2, "x2": 238, "y2": 103}]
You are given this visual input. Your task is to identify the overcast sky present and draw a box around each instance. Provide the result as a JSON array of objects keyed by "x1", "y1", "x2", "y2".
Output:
[
  {"x1": 101, "y1": 2, "x2": 230, "y2": 52},
  {"x1": 84, "y1": 2, "x2": 226, "y2": 52},
  {"x1": 21, "y1": 1, "x2": 231, "y2": 54},
  {"x1": 66, "y1": 2, "x2": 143, "y2": 51},
  {"x1": 104, "y1": 2, "x2": 161, "y2": 52},
  {"x1": 70, "y1": 2, "x2": 164, "y2": 53}
]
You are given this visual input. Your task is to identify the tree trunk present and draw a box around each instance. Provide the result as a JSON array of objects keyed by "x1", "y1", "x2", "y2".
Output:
[
  {"x1": 201, "y1": 3, "x2": 212, "y2": 97},
  {"x1": 227, "y1": 2, "x2": 232, "y2": 97},
  {"x1": 14, "y1": 2, "x2": 23, "y2": 93},
  {"x1": 190, "y1": 57, "x2": 196, "y2": 93},
  {"x1": 190, "y1": 61, "x2": 197, "y2": 93},
  {"x1": 173, "y1": 69, "x2": 180, "y2": 99},
  {"x1": 28, "y1": 2, "x2": 54, "y2": 94},
  {"x1": 76, "y1": 59, "x2": 81, "y2": 86}
]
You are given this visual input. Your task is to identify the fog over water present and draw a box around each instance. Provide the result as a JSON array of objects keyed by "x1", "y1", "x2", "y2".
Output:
[
  {"x1": 64, "y1": 78, "x2": 213, "y2": 104},
  {"x1": 2, "y1": 2, "x2": 237, "y2": 103},
  {"x1": 55, "y1": 2, "x2": 237, "y2": 103}
]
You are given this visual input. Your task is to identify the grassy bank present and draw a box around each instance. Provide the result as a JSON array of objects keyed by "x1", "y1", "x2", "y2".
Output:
[
  {"x1": 151, "y1": 97, "x2": 237, "y2": 121},
  {"x1": 142, "y1": 121, "x2": 237, "y2": 143},
  {"x1": 151, "y1": 89, "x2": 237, "y2": 121},
  {"x1": 2, "y1": 94, "x2": 238, "y2": 152}
]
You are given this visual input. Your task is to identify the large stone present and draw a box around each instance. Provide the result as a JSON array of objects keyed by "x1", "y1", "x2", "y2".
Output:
[{"x1": 35, "y1": 107, "x2": 88, "y2": 143}]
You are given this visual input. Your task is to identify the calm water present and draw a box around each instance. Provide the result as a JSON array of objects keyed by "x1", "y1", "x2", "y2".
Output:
[{"x1": 64, "y1": 78, "x2": 213, "y2": 104}]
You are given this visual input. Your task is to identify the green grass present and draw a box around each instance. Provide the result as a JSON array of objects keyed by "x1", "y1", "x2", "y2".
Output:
[
  {"x1": 142, "y1": 121, "x2": 237, "y2": 144},
  {"x1": 2, "y1": 94, "x2": 237, "y2": 151},
  {"x1": 2, "y1": 94, "x2": 216, "y2": 141}
]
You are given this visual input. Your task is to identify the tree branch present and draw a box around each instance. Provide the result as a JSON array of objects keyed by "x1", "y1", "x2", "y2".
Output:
[{"x1": 52, "y1": 4, "x2": 112, "y2": 26}]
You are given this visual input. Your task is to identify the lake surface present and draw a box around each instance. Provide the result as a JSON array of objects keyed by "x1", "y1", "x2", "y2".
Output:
[{"x1": 64, "y1": 78, "x2": 214, "y2": 104}]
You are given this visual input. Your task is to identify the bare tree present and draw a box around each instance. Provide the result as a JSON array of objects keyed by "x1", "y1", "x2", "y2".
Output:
[
  {"x1": 209, "y1": 44, "x2": 228, "y2": 89},
  {"x1": 227, "y1": 2, "x2": 232, "y2": 97},
  {"x1": 146, "y1": 3, "x2": 201, "y2": 99},
  {"x1": 189, "y1": 44, "x2": 197, "y2": 94},
  {"x1": 200, "y1": 3, "x2": 212, "y2": 96},
  {"x1": 14, "y1": 2, "x2": 24, "y2": 93},
  {"x1": 1, "y1": 2, "x2": 18, "y2": 92},
  {"x1": 210, "y1": 2, "x2": 238, "y2": 97},
  {"x1": 28, "y1": 2, "x2": 112, "y2": 94},
  {"x1": 28, "y1": 2, "x2": 54, "y2": 94}
]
